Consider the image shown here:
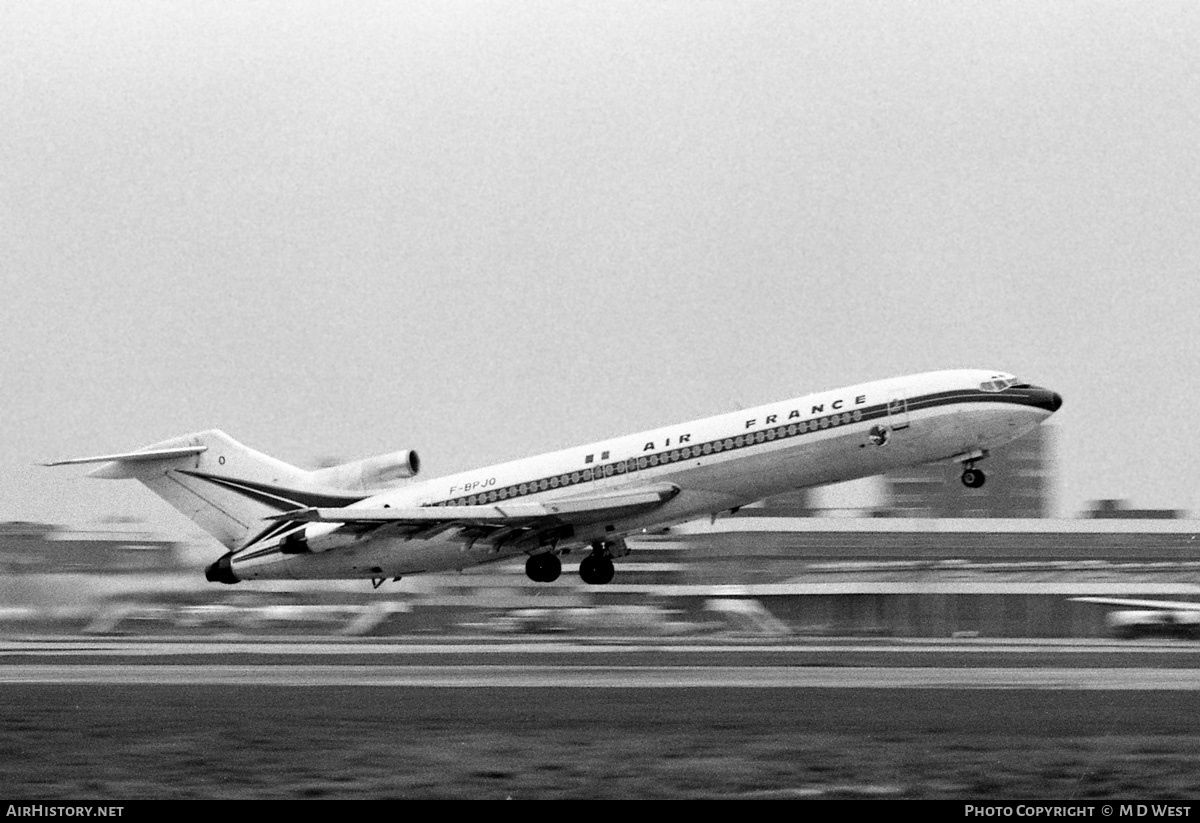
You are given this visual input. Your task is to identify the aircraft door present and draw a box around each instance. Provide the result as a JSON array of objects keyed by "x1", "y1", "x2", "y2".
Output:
[
  {"x1": 586, "y1": 452, "x2": 620, "y2": 490},
  {"x1": 886, "y1": 390, "x2": 911, "y2": 431}
]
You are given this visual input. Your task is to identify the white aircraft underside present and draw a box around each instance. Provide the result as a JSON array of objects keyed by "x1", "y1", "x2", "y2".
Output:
[{"x1": 46, "y1": 369, "x2": 1062, "y2": 586}]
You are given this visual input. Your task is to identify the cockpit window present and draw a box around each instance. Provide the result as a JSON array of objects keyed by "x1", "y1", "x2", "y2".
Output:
[{"x1": 980, "y1": 376, "x2": 1021, "y2": 392}]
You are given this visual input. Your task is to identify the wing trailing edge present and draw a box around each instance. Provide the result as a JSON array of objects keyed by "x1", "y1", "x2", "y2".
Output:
[{"x1": 268, "y1": 484, "x2": 681, "y2": 525}]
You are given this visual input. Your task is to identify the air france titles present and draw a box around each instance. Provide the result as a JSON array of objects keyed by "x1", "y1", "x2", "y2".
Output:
[
  {"x1": 742, "y1": 395, "x2": 868, "y2": 431},
  {"x1": 641, "y1": 433, "x2": 691, "y2": 451}
]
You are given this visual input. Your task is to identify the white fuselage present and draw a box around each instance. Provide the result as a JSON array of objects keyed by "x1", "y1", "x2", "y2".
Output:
[{"x1": 229, "y1": 369, "x2": 1060, "y2": 581}]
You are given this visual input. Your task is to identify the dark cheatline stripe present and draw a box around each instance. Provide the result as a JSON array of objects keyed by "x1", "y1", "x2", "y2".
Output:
[
  {"x1": 910, "y1": 388, "x2": 1052, "y2": 412},
  {"x1": 238, "y1": 518, "x2": 306, "y2": 551},
  {"x1": 237, "y1": 544, "x2": 287, "y2": 562},
  {"x1": 177, "y1": 470, "x2": 367, "y2": 511}
]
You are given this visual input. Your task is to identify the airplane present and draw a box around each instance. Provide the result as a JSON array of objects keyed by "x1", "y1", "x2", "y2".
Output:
[{"x1": 45, "y1": 369, "x2": 1061, "y2": 587}]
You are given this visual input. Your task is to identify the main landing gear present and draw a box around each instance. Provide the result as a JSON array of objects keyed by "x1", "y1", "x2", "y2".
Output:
[
  {"x1": 525, "y1": 552, "x2": 561, "y2": 583},
  {"x1": 525, "y1": 538, "x2": 626, "y2": 585},
  {"x1": 580, "y1": 537, "x2": 627, "y2": 585},
  {"x1": 579, "y1": 553, "x2": 615, "y2": 586}
]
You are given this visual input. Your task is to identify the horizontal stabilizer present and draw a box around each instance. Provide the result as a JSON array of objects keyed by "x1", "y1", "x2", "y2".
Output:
[
  {"x1": 42, "y1": 446, "x2": 207, "y2": 467},
  {"x1": 268, "y1": 484, "x2": 681, "y2": 525}
]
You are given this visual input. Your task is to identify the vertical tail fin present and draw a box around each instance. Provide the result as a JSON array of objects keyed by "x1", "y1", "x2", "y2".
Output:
[{"x1": 45, "y1": 430, "x2": 366, "y2": 550}]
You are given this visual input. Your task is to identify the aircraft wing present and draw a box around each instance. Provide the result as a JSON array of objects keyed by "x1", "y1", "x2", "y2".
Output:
[
  {"x1": 1071, "y1": 597, "x2": 1200, "y2": 611},
  {"x1": 270, "y1": 483, "x2": 680, "y2": 527}
]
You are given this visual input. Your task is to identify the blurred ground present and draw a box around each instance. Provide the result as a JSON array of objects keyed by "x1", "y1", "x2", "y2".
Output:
[
  {"x1": 6, "y1": 522, "x2": 1200, "y2": 798},
  {"x1": 4, "y1": 684, "x2": 1200, "y2": 799}
]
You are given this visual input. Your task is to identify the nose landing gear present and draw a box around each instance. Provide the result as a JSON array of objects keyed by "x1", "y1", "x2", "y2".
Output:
[
  {"x1": 961, "y1": 466, "x2": 986, "y2": 488},
  {"x1": 949, "y1": 449, "x2": 989, "y2": 489}
]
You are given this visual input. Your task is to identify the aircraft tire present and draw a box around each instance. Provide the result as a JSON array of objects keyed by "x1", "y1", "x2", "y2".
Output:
[
  {"x1": 525, "y1": 553, "x2": 561, "y2": 583},
  {"x1": 579, "y1": 555, "x2": 615, "y2": 585},
  {"x1": 961, "y1": 468, "x2": 986, "y2": 489}
]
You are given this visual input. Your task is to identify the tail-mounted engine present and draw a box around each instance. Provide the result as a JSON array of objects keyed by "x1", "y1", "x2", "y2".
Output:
[{"x1": 309, "y1": 449, "x2": 420, "y2": 491}]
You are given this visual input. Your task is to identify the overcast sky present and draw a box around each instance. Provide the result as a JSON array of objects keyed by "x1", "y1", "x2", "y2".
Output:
[{"x1": 3, "y1": 1, "x2": 1199, "y2": 539}]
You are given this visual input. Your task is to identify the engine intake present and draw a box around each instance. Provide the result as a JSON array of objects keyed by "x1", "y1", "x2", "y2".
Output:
[{"x1": 205, "y1": 553, "x2": 239, "y2": 584}]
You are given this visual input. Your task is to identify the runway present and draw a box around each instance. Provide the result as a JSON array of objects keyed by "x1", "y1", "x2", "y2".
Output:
[
  {"x1": 6, "y1": 635, "x2": 1200, "y2": 798},
  {"x1": 11, "y1": 636, "x2": 1200, "y2": 657},
  {"x1": 3, "y1": 636, "x2": 1200, "y2": 687},
  {"x1": 5, "y1": 662, "x2": 1200, "y2": 688}
]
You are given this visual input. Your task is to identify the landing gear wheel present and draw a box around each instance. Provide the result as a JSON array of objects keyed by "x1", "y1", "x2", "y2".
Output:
[
  {"x1": 525, "y1": 553, "x2": 561, "y2": 583},
  {"x1": 961, "y1": 468, "x2": 986, "y2": 489},
  {"x1": 579, "y1": 554, "x2": 615, "y2": 585}
]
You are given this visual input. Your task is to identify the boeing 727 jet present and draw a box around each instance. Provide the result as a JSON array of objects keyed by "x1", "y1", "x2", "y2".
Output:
[{"x1": 46, "y1": 369, "x2": 1061, "y2": 586}]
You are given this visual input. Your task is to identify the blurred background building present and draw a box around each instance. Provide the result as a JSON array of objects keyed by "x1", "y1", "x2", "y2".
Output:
[
  {"x1": 753, "y1": 488, "x2": 821, "y2": 516},
  {"x1": 1080, "y1": 499, "x2": 1185, "y2": 519},
  {"x1": 885, "y1": 427, "x2": 1054, "y2": 518},
  {"x1": 0, "y1": 521, "x2": 185, "y2": 574}
]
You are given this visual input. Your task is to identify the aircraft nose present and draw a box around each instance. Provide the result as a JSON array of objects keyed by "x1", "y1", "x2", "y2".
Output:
[{"x1": 1027, "y1": 386, "x2": 1063, "y2": 413}]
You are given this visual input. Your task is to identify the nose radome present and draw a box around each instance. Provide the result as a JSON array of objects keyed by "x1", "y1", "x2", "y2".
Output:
[{"x1": 1029, "y1": 386, "x2": 1063, "y2": 413}]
